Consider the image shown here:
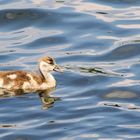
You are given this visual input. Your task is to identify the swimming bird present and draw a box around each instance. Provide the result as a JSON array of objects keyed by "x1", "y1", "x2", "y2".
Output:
[{"x1": 0, "y1": 56, "x2": 63, "y2": 94}]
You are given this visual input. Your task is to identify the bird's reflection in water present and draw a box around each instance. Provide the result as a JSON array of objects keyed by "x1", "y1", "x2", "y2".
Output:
[
  {"x1": 39, "y1": 88, "x2": 61, "y2": 110},
  {"x1": 0, "y1": 88, "x2": 60, "y2": 110}
]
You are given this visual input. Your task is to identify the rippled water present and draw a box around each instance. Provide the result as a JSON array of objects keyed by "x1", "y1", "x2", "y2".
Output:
[{"x1": 0, "y1": 0, "x2": 140, "y2": 139}]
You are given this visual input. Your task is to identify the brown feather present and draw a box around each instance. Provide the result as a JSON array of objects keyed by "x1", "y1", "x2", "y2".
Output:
[{"x1": 0, "y1": 70, "x2": 44, "y2": 89}]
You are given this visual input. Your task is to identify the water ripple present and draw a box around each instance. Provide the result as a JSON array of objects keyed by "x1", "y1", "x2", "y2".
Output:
[{"x1": 0, "y1": 0, "x2": 140, "y2": 139}]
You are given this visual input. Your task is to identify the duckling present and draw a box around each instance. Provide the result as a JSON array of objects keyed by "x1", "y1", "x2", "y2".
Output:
[{"x1": 0, "y1": 56, "x2": 63, "y2": 93}]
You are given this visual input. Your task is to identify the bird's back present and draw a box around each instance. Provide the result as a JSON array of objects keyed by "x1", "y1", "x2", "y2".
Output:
[{"x1": 0, "y1": 70, "x2": 44, "y2": 92}]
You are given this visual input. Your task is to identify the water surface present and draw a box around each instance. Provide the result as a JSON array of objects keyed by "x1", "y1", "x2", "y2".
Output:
[{"x1": 0, "y1": 0, "x2": 140, "y2": 139}]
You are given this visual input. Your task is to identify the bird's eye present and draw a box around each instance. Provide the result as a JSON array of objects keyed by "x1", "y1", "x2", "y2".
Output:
[{"x1": 48, "y1": 60, "x2": 54, "y2": 65}]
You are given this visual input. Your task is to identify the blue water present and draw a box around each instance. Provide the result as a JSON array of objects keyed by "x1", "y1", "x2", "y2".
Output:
[{"x1": 0, "y1": 0, "x2": 140, "y2": 139}]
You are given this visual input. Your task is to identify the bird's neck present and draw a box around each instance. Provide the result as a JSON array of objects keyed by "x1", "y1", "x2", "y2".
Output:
[{"x1": 39, "y1": 69, "x2": 56, "y2": 88}]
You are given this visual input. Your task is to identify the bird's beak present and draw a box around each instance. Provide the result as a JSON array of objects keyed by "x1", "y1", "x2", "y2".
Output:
[{"x1": 54, "y1": 65, "x2": 64, "y2": 72}]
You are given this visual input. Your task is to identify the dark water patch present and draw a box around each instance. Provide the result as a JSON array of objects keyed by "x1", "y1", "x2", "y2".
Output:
[
  {"x1": 98, "y1": 101, "x2": 140, "y2": 112},
  {"x1": 102, "y1": 43, "x2": 140, "y2": 61},
  {"x1": 0, "y1": 124, "x2": 18, "y2": 129},
  {"x1": 96, "y1": 11, "x2": 108, "y2": 15},
  {"x1": 0, "y1": 54, "x2": 16, "y2": 62},
  {"x1": 0, "y1": 8, "x2": 66, "y2": 31},
  {"x1": 22, "y1": 36, "x2": 67, "y2": 49},
  {"x1": 0, "y1": 9, "x2": 43, "y2": 31}
]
